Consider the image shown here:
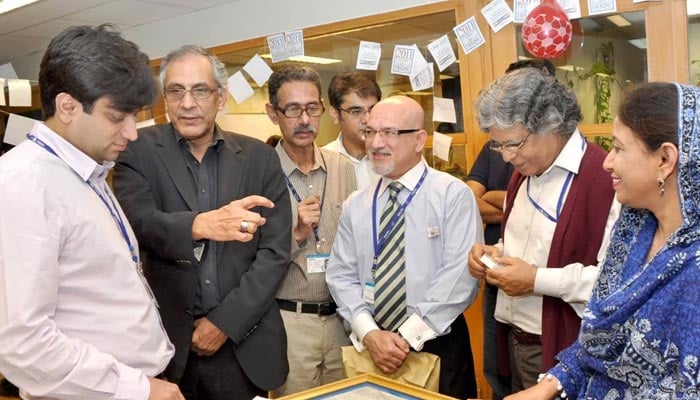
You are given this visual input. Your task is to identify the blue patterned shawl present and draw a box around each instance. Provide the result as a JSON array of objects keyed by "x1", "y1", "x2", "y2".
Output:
[{"x1": 551, "y1": 84, "x2": 700, "y2": 399}]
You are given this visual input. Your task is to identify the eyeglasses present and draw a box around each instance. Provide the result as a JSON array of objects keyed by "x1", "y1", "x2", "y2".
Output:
[
  {"x1": 164, "y1": 86, "x2": 219, "y2": 101},
  {"x1": 273, "y1": 103, "x2": 325, "y2": 118},
  {"x1": 338, "y1": 106, "x2": 373, "y2": 119},
  {"x1": 360, "y1": 128, "x2": 420, "y2": 139},
  {"x1": 489, "y1": 132, "x2": 532, "y2": 153}
]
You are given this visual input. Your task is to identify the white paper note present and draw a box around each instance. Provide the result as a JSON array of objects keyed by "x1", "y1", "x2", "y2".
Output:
[
  {"x1": 410, "y1": 63, "x2": 434, "y2": 92},
  {"x1": 266, "y1": 33, "x2": 288, "y2": 62},
  {"x1": 0, "y1": 63, "x2": 17, "y2": 79},
  {"x1": 481, "y1": 0, "x2": 514, "y2": 33},
  {"x1": 8, "y1": 79, "x2": 31, "y2": 107},
  {"x1": 227, "y1": 71, "x2": 254, "y2": 104},
  {"x1": 433, "y1": 96, "x2": 457, "y2": 124},
  {"x1": 391, "y1": 45, "x2": 416, "y2": 77},
  {"x1": 356, "y1": 41, "x2": 381, "y2": 71},
  {"x1": 285, "y1": 29, "x2": 304, "y2": 57},
  {"x1": 432, "y1": 131, "x2": 453, "y2": 161},
  {"x1": 0, "y1": 78, "x2": 5, "y2": 106},
  {"x1": 409, "y1": 44, "x2": 429, "y2": 78},
  {"x1": 453, "y1": 17, "x2": 486, "y2": 55},
  {"x1": 587, "y1": 0, "x2": 616, "y2": 15},
  {"x1": 5, "y1": 113, "x2": 39, "y2": 145},
  {"x1": 427, "y1": 35, "x2": 457, "y2": 72},
  {"x1": 513, "y1": 0, "x2": 540, "y2": 23},
  {"x1": 243, "y1": 54, "x2": 273, "y2": 87}
]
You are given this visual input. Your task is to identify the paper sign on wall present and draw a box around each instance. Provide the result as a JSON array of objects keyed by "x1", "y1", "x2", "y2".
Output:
[
  {"x1": 432, "y1": 131, "x2": 453, "y2": 161},
  {"x1": 266, "y1": 33, "x2": 288, "y2": 62},
  {"x1": 453, "y1": 17, "x2": 486, "y2": 55},
  {"x1": 243, "y1": 54, "x2": 273, "y2": 87},
  {"x1": 481, "y1": 0, "x2": 514, "y2": 33},
  {"x1": 356, "y1": 41, "x2": 381, "y2": 71},
  {"x1": 8, "y1": 79, "x2": 31, "y2": 107},
  {"x1": 427, "y1": 35, "x2": 456, "y2": 72},
  {"x1": 433, "y1": 97, "x2": 457, "y2": 124},
  {"x1": 227, "y1": 71, "x2": 254, "y2": 104},
  {"x1": 5, "y1": 113, "x2": 39, "y2": 145}
]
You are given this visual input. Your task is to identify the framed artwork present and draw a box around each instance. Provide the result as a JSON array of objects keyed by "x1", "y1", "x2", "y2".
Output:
[{"x1": 276, "y1": 373, "x2": 458, "y2": 400}]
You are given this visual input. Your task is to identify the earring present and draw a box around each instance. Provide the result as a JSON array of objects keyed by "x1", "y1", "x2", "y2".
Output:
[{"x1": 657, "y1": 177, "x2": 665, "y2": 196}]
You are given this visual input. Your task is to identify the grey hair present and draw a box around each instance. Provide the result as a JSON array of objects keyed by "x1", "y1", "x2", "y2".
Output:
[
  {"x1": 158, "y1": 45, "x2": 227, "y2": 91},
  {"x1": 476, "y1": 68, "x2": 581, "y2": 137}
]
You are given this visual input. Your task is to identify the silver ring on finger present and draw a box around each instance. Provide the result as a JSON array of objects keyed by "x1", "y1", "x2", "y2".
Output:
[{"x1": 239, "y1": 220, "x2": 250, "y2": 233}]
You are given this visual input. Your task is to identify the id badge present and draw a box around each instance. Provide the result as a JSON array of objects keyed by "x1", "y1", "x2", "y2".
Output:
[
  {"x1": 306, "y1": 253, "x2": 330, "y2": 273},
  {"x1": 363, "y1": 281, "x2": 375, "y2": 304}
]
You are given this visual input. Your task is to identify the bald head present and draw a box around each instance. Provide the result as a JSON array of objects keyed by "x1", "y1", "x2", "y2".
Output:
[
  {"x1": 371, "y1": 95, "x2": 425, "y2": 128},
  {"x1": 364, "y1": 95, "x2": 427, "y2": 180}
]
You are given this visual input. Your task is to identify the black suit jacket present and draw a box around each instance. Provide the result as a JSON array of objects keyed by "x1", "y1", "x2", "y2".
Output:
[{"x1": 113, "y1": 123, "x2": 291, "y2": 390}]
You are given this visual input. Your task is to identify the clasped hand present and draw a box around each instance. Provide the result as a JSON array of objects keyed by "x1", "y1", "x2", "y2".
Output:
[
  {"x1": 192, "y1": 195, "x2": 273, "y2": 242},
  {"x1": 363, "y1": 330, "x2": 410, "y2": 373}
]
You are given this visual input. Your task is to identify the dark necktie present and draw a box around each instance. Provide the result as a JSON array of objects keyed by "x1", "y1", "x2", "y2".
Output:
[{"x1": 374, "y1": 181, "x2": 407, "y2": 331}]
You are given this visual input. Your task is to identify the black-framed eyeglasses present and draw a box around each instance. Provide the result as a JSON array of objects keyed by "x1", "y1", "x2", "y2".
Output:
[
  {"x1": 273, "y1": 103, "x2": 325, "y2": 118},
  {"x1": 360, "y1": 128, "x2": 420, "y2": 139},
  {"x1": 489, "y1": 132, "x2": 532, "y2": 153},
  {"x1": 164, "y1": 86, "x2": 219, "y2": 101},
  {"x1": 338, "y1": 106, "x2": 373, "y2": 119}
]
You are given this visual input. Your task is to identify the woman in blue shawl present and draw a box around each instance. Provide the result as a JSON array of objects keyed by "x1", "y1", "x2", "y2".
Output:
[{"x1": 507, "y1": 82, "x2": 700, "y2": 399}]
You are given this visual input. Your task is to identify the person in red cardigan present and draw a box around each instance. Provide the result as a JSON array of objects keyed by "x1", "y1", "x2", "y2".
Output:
[{"x1": 467, "y1": 68, "x2": 620, "y2": 393}]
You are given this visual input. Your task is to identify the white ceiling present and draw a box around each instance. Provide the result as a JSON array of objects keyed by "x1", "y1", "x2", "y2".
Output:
[{"x1": 0, "y1": 0, "x2": 235, "y2": 67}]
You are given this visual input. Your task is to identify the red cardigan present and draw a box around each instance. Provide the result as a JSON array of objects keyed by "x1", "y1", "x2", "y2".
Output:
[{"x1": 501, "y1": 142, "x2": 615, "y2": 371}]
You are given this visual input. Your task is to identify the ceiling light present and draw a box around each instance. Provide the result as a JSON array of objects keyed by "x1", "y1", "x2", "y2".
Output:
[
  {"x1": 606, "y1": 15, "x2": 631, "y2": 27},
  {"x1": 0, "y1": 0, "x2": 40, "y2": 14},
  {"x1": 259, "y1": 54, "x2": 342, "y2": 65},
  {"x1": 628, "y1": 38, "x2": 647, "y2": 49}
]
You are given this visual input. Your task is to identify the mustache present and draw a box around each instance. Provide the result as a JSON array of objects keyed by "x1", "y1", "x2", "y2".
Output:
[{"x1": 293, "y1": 125, "x2": 317, "y2": 134}]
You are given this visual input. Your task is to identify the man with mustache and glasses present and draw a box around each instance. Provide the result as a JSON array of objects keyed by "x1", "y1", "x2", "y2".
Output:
[
  {"x1": 265, "y1": 64, "x2": 356, "y2": 396},
  {"x1": 326, "y1": 95, "x2": 483, "y2": 399},
  {"x1": 113, "y1": 45, "x2": 292, "y2": 400}
]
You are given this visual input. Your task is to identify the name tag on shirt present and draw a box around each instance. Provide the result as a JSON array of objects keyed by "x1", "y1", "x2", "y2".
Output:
[
  {"x1": 427, "y1": 226, "x2": 440, "y2": 238},
  {"x1": 306, "y1": 253, "x2": 330, "y2": 273},
  {"x1": 363, "y1": 281, "x2": 375, "y2": 304}
]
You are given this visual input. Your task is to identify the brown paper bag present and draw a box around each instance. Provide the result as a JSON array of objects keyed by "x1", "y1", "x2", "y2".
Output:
[{"x1": 341, "y1": 346, "x2": 440, "y2": 392}]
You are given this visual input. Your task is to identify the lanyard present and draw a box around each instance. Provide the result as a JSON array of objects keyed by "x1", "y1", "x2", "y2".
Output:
[
  {"x1": 285, "y1": 151, "x2": 328, "y2": 248},
  {"x1": 526, "y1": 171, "x2": 572, "y2": 223},
  {"x1": 371, "y1": 167, "x2": 428, "y2": 271},
  {"x1": 26, "y1": 133, "x2": 139, "y2": 265},
  {"x1": 525, "y1": 137, "x2": 586, "y2": 223}
]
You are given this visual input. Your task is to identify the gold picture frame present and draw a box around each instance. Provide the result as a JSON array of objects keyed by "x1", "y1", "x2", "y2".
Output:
[{"x1": 276, "y1": 373, "x2": 458, "y2": 400}]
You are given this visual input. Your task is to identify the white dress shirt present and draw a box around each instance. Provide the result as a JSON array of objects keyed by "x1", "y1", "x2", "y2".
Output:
[
  {"x1": 327, "y1": 160, "x2": 483, "y2": 351},
  {"x1": 0, "y1": 122, "x2": 173, "y2": 400},
  {"x1": 495, "y1": 132, "x2": 620, "y2": 335},
  {"x1": 323, "y1": 132, "x2": 378, "y2": 190}
]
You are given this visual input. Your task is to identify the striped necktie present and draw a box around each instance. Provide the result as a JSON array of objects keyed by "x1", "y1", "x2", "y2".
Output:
[{"x1": 374, "y1": 181, "x2": 407, "y2": 332}]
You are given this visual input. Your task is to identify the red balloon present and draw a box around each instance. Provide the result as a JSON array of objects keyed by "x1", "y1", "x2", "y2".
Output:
[{"x1": 522, "y1": 0, "x2": 573, "y2": 59}]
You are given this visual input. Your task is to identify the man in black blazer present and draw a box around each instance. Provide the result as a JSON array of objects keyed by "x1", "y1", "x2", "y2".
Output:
[{"x1": 113, "y1": 45, "x2": 291, "y2": 400}]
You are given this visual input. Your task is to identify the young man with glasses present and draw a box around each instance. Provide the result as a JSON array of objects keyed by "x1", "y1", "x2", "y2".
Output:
[
  {"x1": 113, "y1": 45, "x2": 292, "y2": 400},
  {"x1": 264, "y1": 64, "x2": 357, "y2": 396},
  {"x1": 468, "y1": 68, "x2": 620, "y2": 392},
  {"x1": 323, "y1": 72, "x2": 382, "y2": 189},
  {"x1": 327, "y1": 95, "x2": 483, "y2": 399}
]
